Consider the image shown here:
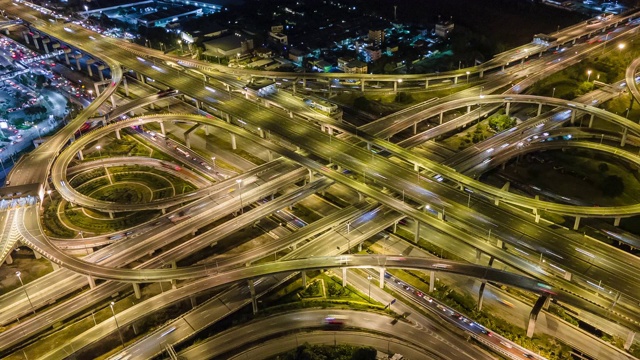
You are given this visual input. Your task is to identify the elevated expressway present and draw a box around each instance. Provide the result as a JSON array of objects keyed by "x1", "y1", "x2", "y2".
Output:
[
  {"x1": 625, "y1": 56, "x2": 640, "y2": 106},
  {"x1": 179, "y1": 310, "x2": 444, "y2": 360},
  {"x1": 12, "y1": 112, "x2": 637, "y2": 330},
  {"x1": 0, "y1": 176, "x2": 339, "y2": 353},
  {"x1": 8, "y1": 0, "x2": 639, "y2": 220},
  {"x1": 3, "y1": 2, "x2": 640, "y2": 355},
  {"x1": 4, "y1": 0, "x2": 637, "y2": 93},
  {"x1": 0, "y1": 159, "x2": 306, "y2": 322},
  {"x1": 16, "y1": 23, "x2": 640, "y2": 320}
]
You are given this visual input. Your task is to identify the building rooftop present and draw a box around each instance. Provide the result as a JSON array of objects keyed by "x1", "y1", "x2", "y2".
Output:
[
  {"x1": 204, "y1": 33, "x2": 251, "y2": 51},
  {"x1": 139, "y1": 5, "x2": 199, "y2": 23}
]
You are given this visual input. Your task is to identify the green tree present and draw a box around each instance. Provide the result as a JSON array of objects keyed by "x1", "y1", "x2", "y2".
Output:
[
  {"x1": 601, "y1": 175, "x2": 624, "y2": 197},
  {"x1": 598, "y1": 163, "x2": 609, "y2": 173},
  {"x1": 351, "y1": 347, "x2": 377, "y2": 360}
]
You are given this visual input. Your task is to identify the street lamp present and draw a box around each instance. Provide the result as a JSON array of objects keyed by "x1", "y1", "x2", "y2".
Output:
[
  {"x1": 16, "y1": 271, "x2": 35, "y2": 315},
  {"x1": 236, "y1": 179, "x2": 243, "y2": 214},
  {"x1": 479, "y1": 86, "x2": 485, "y2": 99},
  {"x1": 367, "y1": 275, "x2": 373, "y2": 301},
  {"x1": 587, "y1": 69, "x2": 592, "y2": 82},
  {"x1": 466, "y1": 71, "x2": 470, "y2": 83},
  {"x1": 96, "y1": 145, "x2": 102, "y2": 158},
  {"x1": 211, "y1": 156, "x2": 216, "y2": 170},
  {"x1": 34, "y1": 125, "x2": 42, "y2": 141},
  {"x1": 110, "y1": 301, "x2": 125, "y2": 348},
  {"x1": 552, "y1": 87, "x2": 556, "y2": 98},
  {"x1": 178, "y1": 40, "x2": 184, "y2": 53},
  {"x1": 618, "y1": 43, "x2": 626, "y2": 51},
  {"x1": 88, "y1": 89, "x2": 93, "y2": 99},
  {"x1": 46, "y1": 189, "x2": 52, "y2": 202}
]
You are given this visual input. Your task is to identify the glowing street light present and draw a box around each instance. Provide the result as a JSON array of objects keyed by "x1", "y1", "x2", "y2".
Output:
[
  {"x1": 110, "y1": 302, "x2": 125, "y2": 348},
  {"x1": 466, "y1": 71, "x2": 470, "y2": 83},
  {"x1": 16, "y1": 271, "x2": 35, "y2": 315},
  {"x1": 587, "y1": 69, "x2": 592, "y2": 82},
  {"x1": 618, "y1": 43, "x2": 626, "y2": 51},
  {"x1": 34, "y1": 125, "x2": 42, "y2": 141},
  {"x1": 236, "y1": 179, "x2": 243, "y2": 214}
]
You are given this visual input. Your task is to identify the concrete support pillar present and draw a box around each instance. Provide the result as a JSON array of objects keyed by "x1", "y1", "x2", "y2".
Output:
[
  {"x1": 109, "y1": 211, "x2": 114, "y2": 219},
  {"x1": 588, "y1": 114, "x2": 594, "y2": 128},
  {"x1": 414, "y1": 219, "x2": 420, "y2": 242},
  {"x1": 424, "y1": 79, "x2": 429, "y2": 89},
  {"x1": 614, "y1": 217, "x2": 621, "y2": 226},
  {"x1": 190, "y1": 296, "x2": 197, "y2": 308},
  {"x1": 115, "y1": 129, "x2": 121, "y2": 140},
  {"x1": 467, "y1": 105, "x2": 471, "y2": 114},
  {"x1": 86, "y1": 60, "x2": 94, "y2": 77},
  {"x1": 94, "y1": 82, "x2": 101, "y2": 97},
  {"x1": 50, "y1": 261, "x2": 60, "y2": 270},
  {"x1": 379, "y1": 267, "x2": 385, "y2": 288},
  {"x1": 342, "y1": 268, "x2": 347, "y2": 287},
  {"x1": 392, "y1": 220, "x2": 398, "y2": 234},
  {"x1": 527, "y1": 295, "x2": 548, "y2": 338},
  {"x1": 413, "y1": 163, "x2": 419, "y2": 172},
  {"x1": 230, "y1": 133, "x2": 237, "y2": 150},
  {"x1": 621, "y1": 127, "x2": 628, "y2": 147},
  {"x1": 393, "y1": 81, "x2": 397, "y2": 93},
  {"x1": 97, "y1": 66, "x2": 105, "y2": 81},
  {"x1": 248, "y1": 279, "x2": 258, "y2": 314},
  {"x1": 488, "y1": 256, "x2": 495, "y2": 267},
  {"x1": 496, "y1": 239, "x2": 503, "y2": 249},
  {"x1": 132, "y1": 283, "x2": 141, "y2": 299},
  {"x1": 159, "y1": 122, "x2": 166, "y2": 135},
  {"x1": 267, "y1": 150, "x2": 273, "y2": 161},
  {"x1": 477, "y1": 282, "x2": 486, "y2": 310},
  {"x1": 292, "y1": 82, "x2": 296, "y2": 95},
  {"x1": 110, "y1": 95, "x2": 116, "y2": 108},
  {"x1": 301, "y1": 271, "x2": 307, "y2": 288},
  {"x1": 429, "y1": 271, "x2": 435, "y2": 292},
  {"x1": 34, "y1": 250, "x2": 42, "y2": 259},
  {"x1": 123, "y1": 76, "x2": 129, "y2": 96},
  {"x1": 64, "y1": 52, "x2": 70, "y2": 65},
  {"x1": 570, "y1": 110, "x2": 576, "y2": 125},
  {"x1": 77, "y1": 150, "x2": 84, "y2": 160},
  {"x1": 439, "y1": 112, "x2": 444, "y2": 124},
  {"x1": 87, "y1": 275, "x2": 96, "y2": 289},
  {"x1": 505, "y1": 102, "x2": 511, "y2": 116},
  {"x1": 358, "y1": 243, "x2": 362, "y2": 252},
  {"x1": 32, "y1": 34, "x2": 40, "y2": 49},
  {"x1": 23, "y1": 31, "x2": 29, "y2": 44},
  {"x1": 42, "y1": 38, "x2": 50, "y2": 53},
  {"x1": 361, "y1": 81, "x2": 365, "y2": 92},
  {"x1": 437, "y1": 211, "x2": 444, "y2": 221},
  {"x1": 535, "y1": 213, "x2": 540, "y2": 223},
  {"x1": 5, "y1": 253, "x2": 12, "y2": 264},
  {"x1": 413, "y1": 122, "x2": 417, "y2": 135},
  {"x1": 475, "y1": 249, "x2": 482, "y2": 264},
  {"x1": 537, "y1": 103, "x2": 543, "y2": 116},
  {"x1": 573, "y1": 216, "x2": 580, "y2": 231},
  {"x1": 625, "y1": 331, "x2": 636, "y2": 351},
  {"x1": 454, "y1": 76, "x2": 458, "y2": 84},
  {"x1": 366, "y1": 142, "x2": 372, "y2": 152},
  {"x1": 479, "y1": 70, "x2": 484, "y2": 78}
]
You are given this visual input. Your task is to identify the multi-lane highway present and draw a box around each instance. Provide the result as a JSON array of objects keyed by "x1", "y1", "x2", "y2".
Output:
[{"x1": 2, "y1": 1, "x2": 640, "y2": 358}]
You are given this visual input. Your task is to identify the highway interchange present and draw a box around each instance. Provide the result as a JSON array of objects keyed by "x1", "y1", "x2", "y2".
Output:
[{"x1": 1, "y1": 1, "x2": 640, "y2": 359}]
